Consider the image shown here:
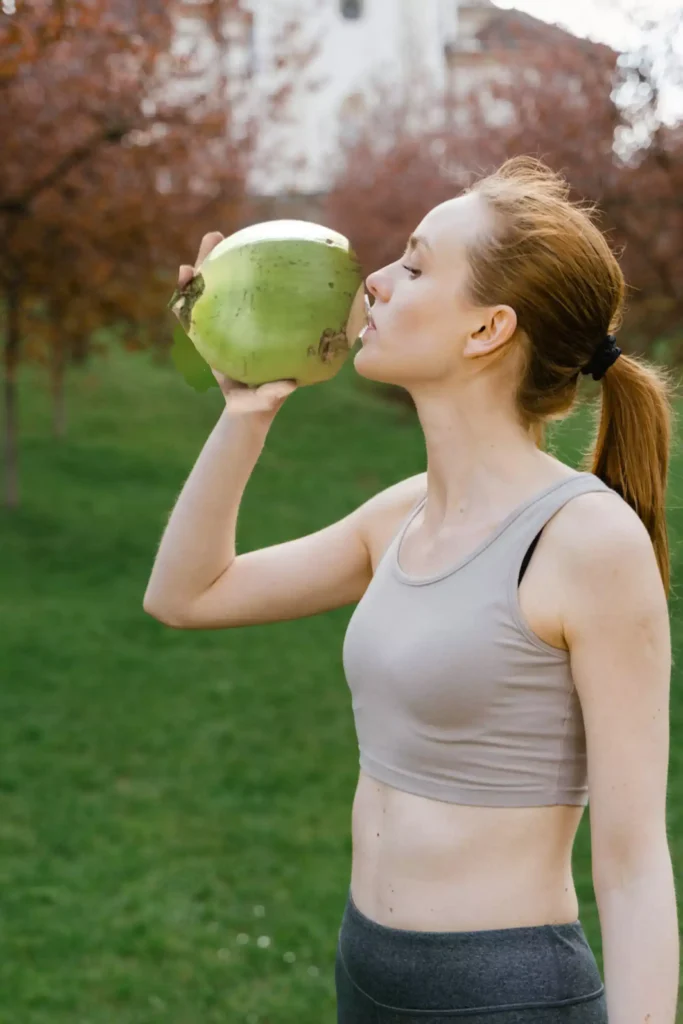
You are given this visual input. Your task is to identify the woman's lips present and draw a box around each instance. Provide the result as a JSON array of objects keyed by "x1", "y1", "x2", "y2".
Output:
[
  {"x1": 363, "y1": 293, "x2": 377, "y2": 331},
  {"x1": 359, "y1": 293, "x2": 377, "y2": 341}
]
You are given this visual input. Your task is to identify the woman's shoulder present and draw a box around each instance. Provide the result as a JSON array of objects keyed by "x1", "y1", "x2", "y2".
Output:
[{"x1": 544, "y1": 480, "x2": 659, "y2": 598}]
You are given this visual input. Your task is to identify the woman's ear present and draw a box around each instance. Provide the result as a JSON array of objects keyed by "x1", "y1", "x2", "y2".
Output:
[{"x1": 463, "y1": 305, "x2": 518, "y2": 359}]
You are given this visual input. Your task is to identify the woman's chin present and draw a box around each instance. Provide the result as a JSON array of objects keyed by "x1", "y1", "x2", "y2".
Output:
[
  {"x1": 352, "y1": 345, "x2": 396, "y2": 386},
  {"x1": 352, "y1": 345, "x2": 379, "y2": 377}
]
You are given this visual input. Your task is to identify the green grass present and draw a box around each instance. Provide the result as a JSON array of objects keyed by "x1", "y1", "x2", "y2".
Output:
[{"x1": 1, "y1": 347, "x2": 681, "y2": 1023}]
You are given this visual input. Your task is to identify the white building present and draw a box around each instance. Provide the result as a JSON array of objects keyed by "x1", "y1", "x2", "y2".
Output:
[
  {"x1": 165, "y1": 0, "x2": 498, "y2": 195},
  {"x1": 247, "y1": 0, "x2": 460, "y2": 194}
]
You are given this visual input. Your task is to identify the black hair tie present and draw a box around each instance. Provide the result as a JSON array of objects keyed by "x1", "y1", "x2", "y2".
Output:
[{"x1": 580, "y1": 334, "x2": 622, "y2": 382}]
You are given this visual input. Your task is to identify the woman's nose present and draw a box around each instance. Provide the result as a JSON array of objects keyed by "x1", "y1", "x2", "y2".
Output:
[{"x1": 365, "y1": 269, "x2": 389, "y2": 301}]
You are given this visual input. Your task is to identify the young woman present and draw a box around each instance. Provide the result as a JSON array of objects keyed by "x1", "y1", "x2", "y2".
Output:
[{"x1": 144, "y1": 158, "x2": 679, "y2": 1023}]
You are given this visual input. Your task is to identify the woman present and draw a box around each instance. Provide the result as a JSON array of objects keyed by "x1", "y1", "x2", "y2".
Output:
[{"x1": 144, "y1": 158, "x2": 679, "y2": 1023}]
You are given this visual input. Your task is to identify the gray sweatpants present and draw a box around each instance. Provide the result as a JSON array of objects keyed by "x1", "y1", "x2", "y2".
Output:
[{"x1": 335, "y1": 888, "x2": 608, "y2": 1023}]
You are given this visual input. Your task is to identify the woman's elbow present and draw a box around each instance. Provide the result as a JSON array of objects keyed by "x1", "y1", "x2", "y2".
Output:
[{"x1": 142, "y1": 592, "x2": 186, "y2": 628}]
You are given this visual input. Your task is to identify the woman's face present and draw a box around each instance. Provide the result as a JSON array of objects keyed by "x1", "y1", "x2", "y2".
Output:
[{"x1": 356, "y1": 192, "x2": 516, "y2": 389}]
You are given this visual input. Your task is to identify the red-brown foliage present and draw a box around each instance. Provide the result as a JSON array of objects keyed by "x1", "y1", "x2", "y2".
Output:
[{"x1": 0, "y1": 0, "x2": 313, "y2": 504}]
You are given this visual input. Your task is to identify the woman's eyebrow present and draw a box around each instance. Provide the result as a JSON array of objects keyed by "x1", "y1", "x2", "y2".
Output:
[{"x1": 407, "y1": 234, "x2": 431, "y2": 254}]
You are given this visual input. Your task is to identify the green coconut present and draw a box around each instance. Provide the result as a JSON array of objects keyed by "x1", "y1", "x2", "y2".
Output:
[{"x1": 168, "y1": 219, "x2": 367, "y2": 389}]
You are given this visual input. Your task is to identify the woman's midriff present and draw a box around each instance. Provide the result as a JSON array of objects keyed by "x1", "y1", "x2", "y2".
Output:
[{"x1": 349, "y1": 771, "x2": 585, "y2": 932}]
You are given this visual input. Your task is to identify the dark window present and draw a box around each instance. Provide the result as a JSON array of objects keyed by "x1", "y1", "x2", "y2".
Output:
[{"x1": 340, "y1": 0, "x2": 363, "y2": 20}]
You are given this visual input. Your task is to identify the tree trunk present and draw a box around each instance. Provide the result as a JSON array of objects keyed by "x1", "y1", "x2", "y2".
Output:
[
  {"x1": 3, "y1": 283, "x2": 20, "y2": 508},
  {"x1": 50, "y1": 331, "x2": 67, "y2": 439}
]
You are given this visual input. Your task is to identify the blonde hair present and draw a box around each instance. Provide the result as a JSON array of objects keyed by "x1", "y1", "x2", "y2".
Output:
[{"x1": 467, "y1": 157, "x2": 677, "y2": 595}]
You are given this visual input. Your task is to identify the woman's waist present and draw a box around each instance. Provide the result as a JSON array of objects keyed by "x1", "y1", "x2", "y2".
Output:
[
  {"x1": 349, "y1": 858, "x2": 580, "y2": 931},
  {"x1": 351, "y1": 770, "x2": 582, "y2": 917}
]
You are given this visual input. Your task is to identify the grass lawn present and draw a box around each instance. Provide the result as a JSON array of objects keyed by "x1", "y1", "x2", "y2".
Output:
[{"x1": 1, "y1": 346, "x2": 681, "y2": 1023}]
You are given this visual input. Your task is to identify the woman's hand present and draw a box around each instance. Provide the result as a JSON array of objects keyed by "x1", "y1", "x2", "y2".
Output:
[{"x1": 210, "y1": 370, "x2": 298, "y2": 417}]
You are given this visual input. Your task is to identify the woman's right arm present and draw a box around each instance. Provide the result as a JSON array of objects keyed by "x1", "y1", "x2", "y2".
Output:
[
  {"x1": 142, "y1": 399, "x2": 427, "y2": 631},
  {"x1": 142, "y1": 402, "x2": 381, "y2": 629}
]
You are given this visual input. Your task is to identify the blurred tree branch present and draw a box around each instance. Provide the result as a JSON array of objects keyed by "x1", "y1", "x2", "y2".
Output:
[{"x1": 0, "y1": 0, "x2": 317, "y2": 504}]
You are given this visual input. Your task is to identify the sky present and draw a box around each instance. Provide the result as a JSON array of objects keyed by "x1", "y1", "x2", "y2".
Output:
[
  {"x1": 493, "y1": 0, "x2": 683, "y2": 121},
  {"x1": 492, "y1": 0, "x2": 675, "y2": 48}
]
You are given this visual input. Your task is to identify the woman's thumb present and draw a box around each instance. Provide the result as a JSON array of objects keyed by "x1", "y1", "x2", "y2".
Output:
[
  {"x1": 178, "y1": 265, "x2": 196, "y2": 289},
  {"x1": 264, "y1": 379, "x2": 298, "y2": 405}
]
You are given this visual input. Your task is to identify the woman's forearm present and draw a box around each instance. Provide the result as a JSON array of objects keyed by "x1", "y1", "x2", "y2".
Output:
[
  {"x1": 595, "y1": 852, "x2": 679, "y2": 1023},
  {"x1": 143, "y1": 407, "x2": 271, "y2": 617}
]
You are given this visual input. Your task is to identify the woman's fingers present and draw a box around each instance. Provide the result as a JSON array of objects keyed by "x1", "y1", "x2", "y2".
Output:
[
  {"x1": 210, "y1": 368, "x2": 298, "y2": 413},
  {"x1": 226, "y1": 381, "x2": 298, "y2": 415},
  {"x1": 194, "y1": 231, "x2": 224, "y2": 269},
  {"x1": 178, "y1": 233, "x2": 225, "y2": 291}
]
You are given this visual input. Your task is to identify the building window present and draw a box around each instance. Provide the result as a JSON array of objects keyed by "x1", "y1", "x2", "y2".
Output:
[{"x1": 340, "y1": 0, "x2": 363, "y2": 20}]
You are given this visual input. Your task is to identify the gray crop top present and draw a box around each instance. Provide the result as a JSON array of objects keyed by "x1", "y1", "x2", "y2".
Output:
[{"x1": 342, "y1": 472, "x2": 617, "y2": 807}]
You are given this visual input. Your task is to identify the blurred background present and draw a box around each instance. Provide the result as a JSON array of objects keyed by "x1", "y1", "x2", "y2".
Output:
[{"x1": 0, "y1": 1, "x2": 681, "y2": 1021}]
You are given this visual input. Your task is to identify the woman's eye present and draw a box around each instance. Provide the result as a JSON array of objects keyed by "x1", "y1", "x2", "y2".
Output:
[{"x1": 402, "y1": 264, "x2": 421, "y2": 278}]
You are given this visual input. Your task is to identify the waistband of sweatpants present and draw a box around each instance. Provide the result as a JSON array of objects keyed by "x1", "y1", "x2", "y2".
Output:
[{"x1": 338, "y1": 888, "x2": 606, "y2": 1015}]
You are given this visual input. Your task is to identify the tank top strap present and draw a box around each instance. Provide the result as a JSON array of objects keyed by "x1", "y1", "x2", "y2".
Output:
[
  {"x1": 507, "y1": 472, "x2": 613, "y2": 540},
  {"x1": 499, "y1": 472, "x2": 615, "y2": 584}
]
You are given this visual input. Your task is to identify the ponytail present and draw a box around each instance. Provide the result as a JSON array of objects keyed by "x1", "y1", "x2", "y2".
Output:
[
  {"x1": 467, "y1": 157, "x2": 678, "y2": 597},
  {"x1": 583, "y1": 355, "x2": 678, "y2": 596}
]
